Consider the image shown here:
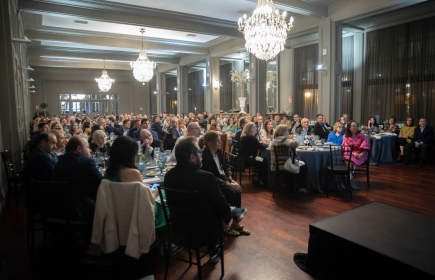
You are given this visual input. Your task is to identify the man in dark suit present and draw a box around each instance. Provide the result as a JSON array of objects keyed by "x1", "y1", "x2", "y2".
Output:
[
  {"x1": 114, "y1": 119, "x2": 130, "y2": 137},
  {"x1": 313, "y1": 114, "x2": 330, "y2": 140},
  {"x1": 295, "y1": 118, "x2": 313, "y2": 137},
  {"x1": 98, "y1": 117, "x2": 113, "y2": 134},
  {"x1": 52, "y1": 136, "x2": 102, "y2": 222},
  {"x1": 22, "y1": 132, "x2": 57, "y2": 189},
  {"x1": 151, "y1": 115, "x2": 165, "y2": 140},
  {"x1": 165, "y1": 137, "x2": 245, "y2": 263},
  {"x1": 290, "y1": 114, "x2": 302, "y2": 134},
  {"x1": 404, "y1": 118, "x2": 434, "y2": 167},
  {"x1": 32, "y1": 122, "x2": 50, "y2": 142}
]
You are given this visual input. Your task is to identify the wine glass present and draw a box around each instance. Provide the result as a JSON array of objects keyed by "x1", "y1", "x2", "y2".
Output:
[
  {"x1": 157, "y1": 158, "x2": 166, "y2": 175},
  {"x1": 136, "y1": 157, "x2": 145, "y2": 175}
]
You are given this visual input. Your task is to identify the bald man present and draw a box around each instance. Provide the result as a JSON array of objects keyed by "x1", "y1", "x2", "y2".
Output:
[
  {"x1": 170, "y1": 122, "x2": 202, "y2": 159},
  {"x1": 295, "y1": 118, "x2": 313, "y2": 137},
  {"x1": 140, "y1": 129, "x2": 154, "y2": 158}
]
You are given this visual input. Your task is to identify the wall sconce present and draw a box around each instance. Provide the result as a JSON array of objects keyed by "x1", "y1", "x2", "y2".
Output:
[
  {"x1": 305, "y1": 92, "x2": 311, "y2": 98},
  {"x1": 213, "y1": 80, "x2": 222, "y2": 90},
  {"x1": 35, "y1": 105, "x2": 39, "y2": 110},
  {"x1": 29, "y1": 85, "x2": 35, "y2": 89},
  {"x1": 316, "y1": 65, "x2": 327, "y2": 71}
]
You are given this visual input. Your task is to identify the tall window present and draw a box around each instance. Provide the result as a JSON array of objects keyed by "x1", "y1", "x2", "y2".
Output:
[
  {"x1": 188, "y1": 70, "x2": 205, "y2": 113},
  {"x1": 220, "y1": 63, "x2": 233, "y2": 112},
  {"x1": 59, "y1": 94, "x2": 119, "y2": 116},
  {"x1": 362, "y1": 16, "x2": 435, "y2": 125},
  {"x1": 294, "y1": 44, "x2": 319, "y2": 119},
  {"x1": 165, "y1": 76, "x2": 177, "y2": 114},
  {"x1": 341, "y1": 36, "x2": 354, "y2": 118}
]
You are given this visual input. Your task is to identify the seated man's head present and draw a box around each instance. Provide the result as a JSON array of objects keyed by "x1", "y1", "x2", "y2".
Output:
[
  {"x1": 175, "y1": 137, "x2": 201, "y2": 167},
  {"x1": 38, "y1": 122, "x2": 49, "y2": 133},
  {"x1": 187, "y1": 122, "x2": 201, "y2": 137},
  {"x1": 36, "y1": 132, "x2": 57, "y2": 154},
  {"x1": 66, "y1": 136, "x2": 91, "y2": 158},
  {"x1": 140, "y1": 129, "x2": 152, "y2": 143},
  {"x1": 301, "y1": 118, "x2": 309, "y2": 129}
]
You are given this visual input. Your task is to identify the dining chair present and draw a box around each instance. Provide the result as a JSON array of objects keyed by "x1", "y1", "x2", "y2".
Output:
[
  {"x1": 272, "y1": 145, "x2": 295, "y2": 197},
  {"x1": 353, "y1": 138, "x2": 373, "y2": 188},
  {"x1": 158, "y1": 186, "x2": 224, "y2": 280},
  {"x1": 224, "y1": 151, "x2": 244, "y2": 185},
  {"x1": 1, "y1": 149, "x2": 21, "y2": 208},
  {"x1": 32, "y1": 180, "x2": 91, "y2": 259},
  {"x1": 326, "y1": 145, "x2": 354, "y2": 199}
]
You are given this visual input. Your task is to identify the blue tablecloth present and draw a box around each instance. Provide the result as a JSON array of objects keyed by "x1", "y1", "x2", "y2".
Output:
[{"x1": 368, "y1": 135, "x2": 396, "y2": 164}]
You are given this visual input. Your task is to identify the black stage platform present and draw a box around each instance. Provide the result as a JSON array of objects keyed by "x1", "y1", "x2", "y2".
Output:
[{"x1": 295, "y1": 202, "x2": 435, "y2": 280}]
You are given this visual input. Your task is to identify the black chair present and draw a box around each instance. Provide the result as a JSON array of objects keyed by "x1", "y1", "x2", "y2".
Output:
[
  {"x1": 1, "y1": 150, "x2": 21, "y2": 208},
  {"x1": 224, "y1": 151, "x2": 245, "y2": 185},
  {"x1": 326, "y1": 145, "x2": 354, "y2": 199},
  {"x1": 353, "y1": 138, "x2": 373, "y2": 188},
  {"x1": 272, "y1": 145, "x2": 296, "y2": 197},
  {"x1": 32, "y1": 180, "x2": 91, "y2": 257},
  {"x1": 158, "y1": 186, "x2": 224, "y2": 280}
]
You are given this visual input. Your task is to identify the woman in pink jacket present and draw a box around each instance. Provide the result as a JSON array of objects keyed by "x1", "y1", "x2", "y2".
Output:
[{"x1": 342, "y1": 121, "x2": 371, "y2": 167}]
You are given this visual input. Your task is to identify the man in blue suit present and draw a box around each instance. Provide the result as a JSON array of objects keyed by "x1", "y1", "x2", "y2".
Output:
[
  {"x1": 404, "y1": 118, "x2": 434, "y2": 167},
  {"x1": 22, "y1": 132, "x2": 57, "y2": 189}
]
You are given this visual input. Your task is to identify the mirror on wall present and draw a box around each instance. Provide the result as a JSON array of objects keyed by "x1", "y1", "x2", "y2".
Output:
[
  {"x1": 219, "y1": 51, "x2": 250, "y2": 113},
  {"x1": 266, "y1": 58, "x2": 277, "y2": 113},
  {"x1": 165, "y1": 69, "x2": 178, "y2": 114}
]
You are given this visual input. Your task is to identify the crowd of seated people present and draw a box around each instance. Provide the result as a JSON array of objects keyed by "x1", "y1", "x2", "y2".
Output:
[{"x1": 21, "y1": 110, "x2": 434, "y2": 271}]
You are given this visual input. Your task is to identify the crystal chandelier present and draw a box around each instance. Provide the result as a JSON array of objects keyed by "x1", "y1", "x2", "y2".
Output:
[
  {"x1": 130, "y1": 28, "x2": 156, "y2": 85},
  {"x1": 238, "y1": 0, "x2": 294, "y2": 61},
  {"x1": 95, "y1": 60, "x2": 114, "y2": 92}
]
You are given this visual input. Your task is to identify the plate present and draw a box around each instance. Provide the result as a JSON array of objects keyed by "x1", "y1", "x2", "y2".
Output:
[{"x1": 145, "y1": 170, "x2": 159, "y2": 177}]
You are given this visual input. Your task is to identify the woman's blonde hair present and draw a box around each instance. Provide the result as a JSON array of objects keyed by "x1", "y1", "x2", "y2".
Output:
[
  {"x1": 333, "y1": 122, "x2": 341, "y2": 132},
  {"x1": 274, "y1": 124, "x2": 288, "y2": 138},
  {"x1": 241, "y1": 122, "x2": 256, "y2": 137},
  {"x1": 203, "y1": 131, "x2": 220, "y2": 149},
  {"x1": 92, "y1": 129, "x2": 106, "y2": 144},
  {"x1": 50, "y1": 122, "x2": 61, "y2": 130}
]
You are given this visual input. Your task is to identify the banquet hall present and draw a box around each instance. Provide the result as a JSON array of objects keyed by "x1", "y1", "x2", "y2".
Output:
[{"x1": 0, "y1": 0, "x2": 435, "y2": 279}]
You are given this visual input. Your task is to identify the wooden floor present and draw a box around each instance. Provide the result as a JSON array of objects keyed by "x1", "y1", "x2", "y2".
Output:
[{"x1": 1, "y1": 161, "x2": 435, "y2": 280}]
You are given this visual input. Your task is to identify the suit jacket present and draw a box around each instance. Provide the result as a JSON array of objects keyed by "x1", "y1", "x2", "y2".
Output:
[
  {"x1": 313, "y1": 122, "x2": 330, "y2": 139},
  {"x1": 52, "y1": 152, "x2": 103, "y2": 222},
  {"x1": 201, "y1": 148, "x2": 230, "y2": 188},
  {"x1": 412, "y1": 126, "x2": 434, "y2": 144},
  {"x1": 22, "y1": 148, "x2": 55, "y2": 190},
  {"x1": 164, "y1": 163, "x2": 231, "y2": 241},
  {"x1": 151, "y1": 122, "x2": 165, "y2": 140},
  {"x1": 113, "y1": 127, "x2": 126, "y2": 137},
  {"x1": 104, "y1": 125, "x2": 114, "y2": 134},
  {"x1": 128, "y1": 127, "x2": 138, "y2": 138},
  {"x1": 295, "y1": 126, "x2": 313, "y2": 135}
]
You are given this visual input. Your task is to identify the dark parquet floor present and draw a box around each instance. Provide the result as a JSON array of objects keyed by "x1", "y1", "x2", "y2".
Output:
[{"x1": 1, "y1": 160, "x2": 434, "y2": 280}]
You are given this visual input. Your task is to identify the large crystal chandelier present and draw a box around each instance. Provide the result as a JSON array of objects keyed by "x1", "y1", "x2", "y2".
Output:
[
  {"x1": 95, "y1": 60, "x2": 114, "y2": 92},
  {"x1": 238, "y1": 0, "x2": 294, "y2": 61},
  {"x1": 130, "y1": 28, "x2": 156, "y2": 85}
]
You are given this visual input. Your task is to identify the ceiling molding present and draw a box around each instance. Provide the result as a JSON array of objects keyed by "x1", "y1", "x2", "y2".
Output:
[
  {"x1": 245, "y1": 0, "x2": 328, "y2": 18},
  {"x1": 19, "y1": 0, "x2": 243, "y2": 38},
  {"x1": 25, "y1": 30, "x2": 210, "y2": 55},
  {"x1": 27, "y1": 25, "x2": 214, "y2": 48},
  {"x1": 27, "y1": 46, "x2": 180, "y2": 64},
  {"x1": 29, "y1": 57, "x2": 133, "y2": 70}
]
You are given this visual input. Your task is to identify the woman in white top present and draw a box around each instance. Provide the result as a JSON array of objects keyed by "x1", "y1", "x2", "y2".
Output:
[{"x1": 259, "y1": 120, "x2": 274, "y2": 145}]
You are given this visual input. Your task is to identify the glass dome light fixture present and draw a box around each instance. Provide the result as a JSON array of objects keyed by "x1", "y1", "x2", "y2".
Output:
[
  {"x1": 130, "y1": 28, "x2": 156, "y2": 85},
  {"x1": 238, "y1": 0, "x2": 294, "y2": 61},
  {"x1": 95, "y1": 60, "x2": 114, "y2": 92}
]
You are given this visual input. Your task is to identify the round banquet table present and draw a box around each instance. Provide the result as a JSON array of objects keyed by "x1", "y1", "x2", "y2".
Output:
[
  {"x1": 367, "y1": 134, "x2": 397, "y2": 165},
  {"x1": 295, "y1": 148, "x2": 330, "y2": 193}
]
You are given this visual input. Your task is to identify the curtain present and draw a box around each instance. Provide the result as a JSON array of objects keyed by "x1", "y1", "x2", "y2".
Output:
[
  {"x1": 165, "y1": 76, "x2": 177, "y2": 114},
  {"x1": 220, "y1": 63, "x2": 233, "y2": 111},
  {"x1": 341, "y1": 36, "x2": 354, "y2": 119},
  {"x1": 188, "y1": 70, "x2": 205, "y2": 113},
  {"x1": 362, "y1": 16, "x2": 435, "y2": 126},
  {"x1": 294, "y1": 44, "x2": 319, "y2": 119}
]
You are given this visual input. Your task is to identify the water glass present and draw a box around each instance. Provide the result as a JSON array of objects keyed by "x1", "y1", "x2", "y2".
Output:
[{"x1": 157, "y1": 159, "x2": 166, "y2": 175}]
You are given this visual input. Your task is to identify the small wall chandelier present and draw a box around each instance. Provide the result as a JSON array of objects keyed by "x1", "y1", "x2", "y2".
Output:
[
  {"x1": 238, "y1": 0, "x2": 294, "y2": 61},
  {"x1": 130, "y1": 28, "x2": 156, "y2": 85},
  {"x1": 95, "y1": 60, "x2": 114, "y2": 92}
]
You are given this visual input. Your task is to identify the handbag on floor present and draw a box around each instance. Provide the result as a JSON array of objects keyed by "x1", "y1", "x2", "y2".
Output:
[{"x1": 284, "y1": 148, "x2": 301, "y2": 174}]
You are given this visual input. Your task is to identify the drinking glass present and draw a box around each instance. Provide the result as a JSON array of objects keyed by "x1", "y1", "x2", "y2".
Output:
[
  {"x1": 110, "y1": 133, "x2": 114, "y2": 141},
  {"x1": 136, "y1": 157, "x2": 145, "y2": 175},
  {"x1": 157, "y1": 159, "x2": 166, "y2": 175}
]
